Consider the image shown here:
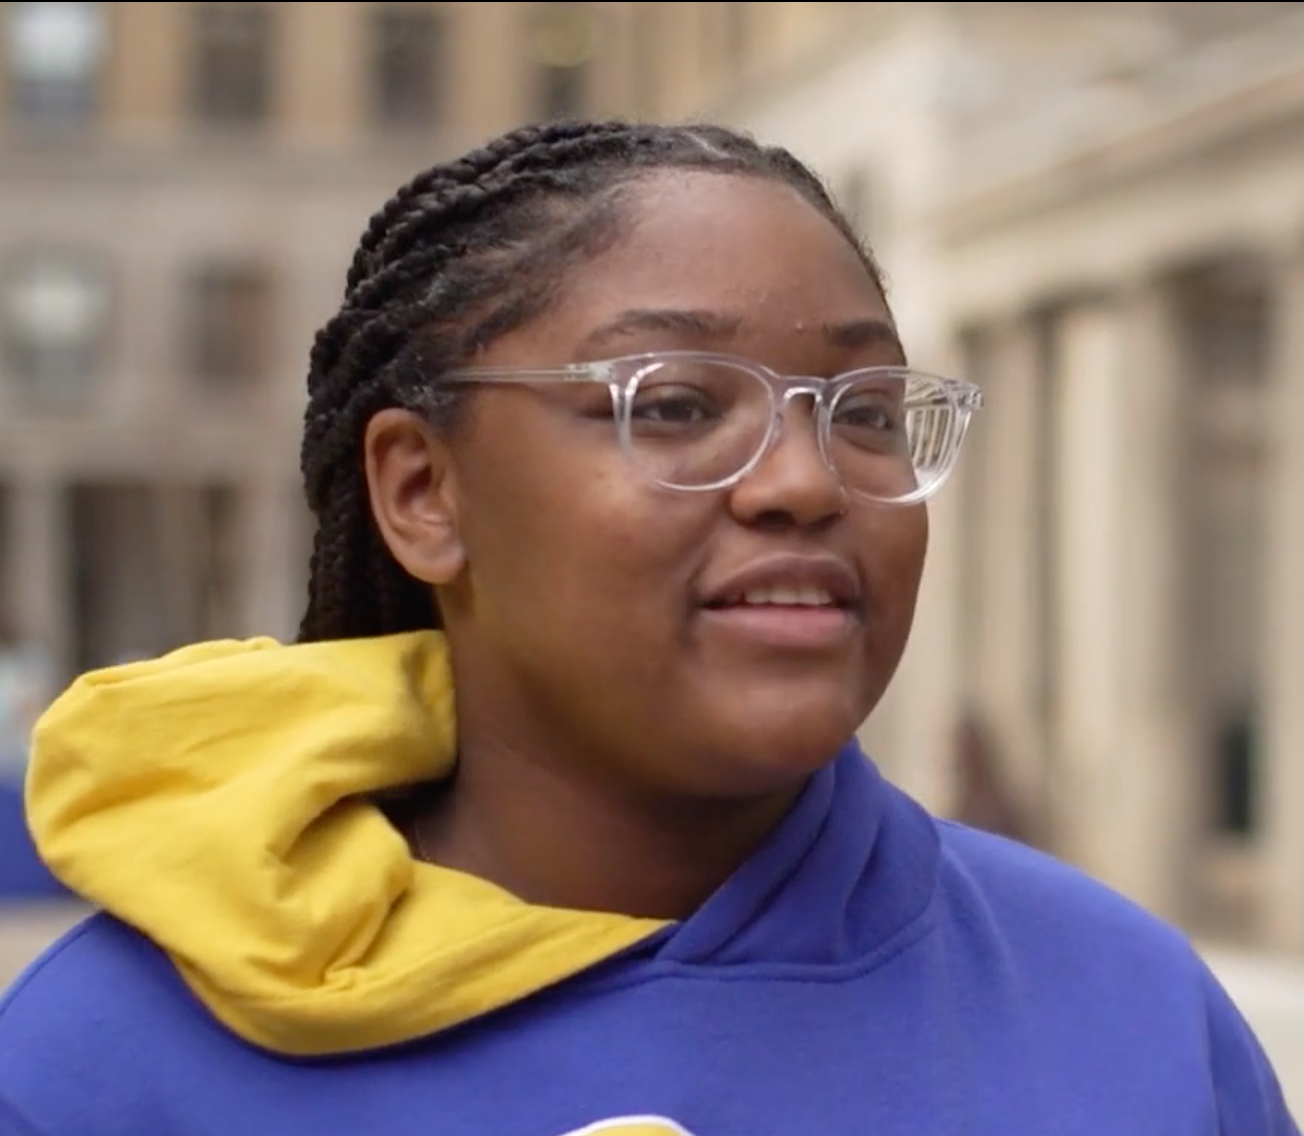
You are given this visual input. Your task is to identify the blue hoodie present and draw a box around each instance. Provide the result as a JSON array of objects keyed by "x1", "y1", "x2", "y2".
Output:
[{"x1": 0, "y1": 634, "x2": 1295, "y2": 1135}]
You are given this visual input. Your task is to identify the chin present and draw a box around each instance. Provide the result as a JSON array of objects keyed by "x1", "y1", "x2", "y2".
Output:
[{"x1": 697, "y1": 698, "x2": 865, "y2": 798}]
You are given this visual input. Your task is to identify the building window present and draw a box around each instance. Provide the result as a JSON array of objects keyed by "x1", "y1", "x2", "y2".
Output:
[
  {"x1": 185, "y1": 263, "x2": 273, "y2": 390},
  {"x1": 630, "y1": 3, "x2": 661, "y2": 116},
  {"x1": 68, "y1": 482, "x2": 242, "y2": 669},
  {"x1": 191, "y1": 3, "x2": 273, "y2": 127},
  {"x1": 721, "y1": 1, "x2": 751, "y2": 71},
  {"x1": 369, "y1": 6, "x2": 446, "y2": 130},
  {"x1": 539, "y1": 61, "x2": 586, "y2": 119},
  {"x1": 1213, "y1": 708, "x2": 1256, "y2": 838},
  {"x1": 529, "y1": 3, "x2": 595, "y2": 120},
  {"x1": 837, "y1": 167, "x2": 879, "y2": 243},
  {"x1": 3, "y1": 2, "x2": 107, "y2": 129},
  {"x1": 0, "y1": 251, "x2": 110, "y2": 406}
]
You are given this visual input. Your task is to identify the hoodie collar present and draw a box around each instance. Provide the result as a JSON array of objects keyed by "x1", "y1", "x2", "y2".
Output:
[
  {"x1": 24, "y1": 632, "x2": 937, "y2": 1057},
  {"x1": 652, "y1": 747, "x2": 938, "y2": 970}
]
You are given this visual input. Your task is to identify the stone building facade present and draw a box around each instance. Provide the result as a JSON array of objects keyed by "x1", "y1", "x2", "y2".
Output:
[
  {"x1": 0, "y1": 2, "x2": 856, "y2": 671},
  {"x1": 8, "y1": 1, "x2": 1304, "y2": 950},
  {"x1": 716, "y1": 1, "x2": 1304, "y2": 948}
]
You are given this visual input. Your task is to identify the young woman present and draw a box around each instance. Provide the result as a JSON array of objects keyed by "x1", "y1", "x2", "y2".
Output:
[{"x1": 0, "y1": 120, "x2": 1294, "y2": 1135}]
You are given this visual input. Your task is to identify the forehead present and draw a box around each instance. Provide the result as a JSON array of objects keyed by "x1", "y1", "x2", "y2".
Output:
[{"x1": 488, "y1": 170, "x2": 892, "y2": 364}]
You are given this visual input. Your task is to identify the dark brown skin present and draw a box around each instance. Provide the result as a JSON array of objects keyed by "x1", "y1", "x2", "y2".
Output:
[{"x1": 364, "y1": 170, "x2": 928, "y2": 920}]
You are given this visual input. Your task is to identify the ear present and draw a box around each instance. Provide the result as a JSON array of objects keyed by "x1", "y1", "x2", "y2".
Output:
[{"x1": 363, "y1": 408, "x2": 466, "y2": 586}]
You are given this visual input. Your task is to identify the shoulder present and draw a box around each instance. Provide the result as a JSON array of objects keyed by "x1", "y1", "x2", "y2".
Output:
[
  {"x1": 928, "y1": 821, "x2": 1191, "y2": 987},
  {"x1": 933, "y1": 819, "x2": 1188, "y2": 940},
  {"x1": 931, "y1": 818, "x2": 1204, "y2": 982},
  {"x1": 1, "y1": 912, "x2": 181, "y2": 1022},
  {"x1": 0, "y1": 914, "x2": 225, "y2": 1134},
  {"x1": 931, "y1": 821, "x2": 1297, "y2": 1132}
]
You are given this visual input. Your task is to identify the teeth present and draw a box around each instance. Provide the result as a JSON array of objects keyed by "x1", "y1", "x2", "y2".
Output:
[{"x1": 740, "y1": 587, "x2": 835, "y2": 607}]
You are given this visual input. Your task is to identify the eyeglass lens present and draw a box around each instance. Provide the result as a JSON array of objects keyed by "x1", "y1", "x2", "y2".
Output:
[{"x1": 620, "y1": 358, "x2": 963, "y2": 501}]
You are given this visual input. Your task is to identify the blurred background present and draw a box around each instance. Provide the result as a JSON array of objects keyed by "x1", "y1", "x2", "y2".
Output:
[{"x1": 2, "y1": 0, "x2": 1304, "y2": 1105}]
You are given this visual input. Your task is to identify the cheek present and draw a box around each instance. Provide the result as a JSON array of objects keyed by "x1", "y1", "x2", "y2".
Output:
[
  {"x1": 460, "y1": 454, "x2": 708, "y2": 629},
  {"x1": 862, "y1": 507, "x2": 929, "y2": 626}
]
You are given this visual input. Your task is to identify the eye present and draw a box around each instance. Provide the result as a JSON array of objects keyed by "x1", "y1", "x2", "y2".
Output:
[
  {"x1": 832, "y1": 390, "x2": 902, "y2": 433},
  {"x1": 627, "y1": 380, "x2": 729, "y2": 437},
  {"x1": 630, "y1": 384, "x2": 714, "y2": 423},
  {"x1": 623, "y1": 357, "x2": 767, "y2": 439},
  {"x1": 836, "y1": 404, "x2": 893, "y2": 431}
]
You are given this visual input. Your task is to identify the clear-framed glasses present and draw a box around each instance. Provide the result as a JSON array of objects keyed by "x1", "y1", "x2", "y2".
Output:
[{"x1": 434, "y1": 351, "x2": 984, "y2": 506}]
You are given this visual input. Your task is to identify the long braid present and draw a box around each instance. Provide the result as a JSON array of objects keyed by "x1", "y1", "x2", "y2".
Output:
[{"x1": 298, "y1": 120, "x2": 883, "y2": 643}]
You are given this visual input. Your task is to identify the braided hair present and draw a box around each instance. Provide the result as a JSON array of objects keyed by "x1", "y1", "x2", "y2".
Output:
[{"x1": 298, "y1": 119, "x2": 885, "y2": 642}]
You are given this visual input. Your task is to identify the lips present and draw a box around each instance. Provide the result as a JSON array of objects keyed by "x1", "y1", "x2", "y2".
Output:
[
  {"x1": 734, "y1": 586, "x2": 836, "y2": 608},
  {"x1": 703, "y1": 555, "x2": 861, "y2": 613},
  {"x1": 698, "y1": 555, "x2": 862, "y2": 654}
]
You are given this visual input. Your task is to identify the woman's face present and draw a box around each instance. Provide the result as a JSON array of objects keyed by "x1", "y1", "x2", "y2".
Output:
[{"x1": 368, "y1": 170, "x2": 928, "y2": 801}]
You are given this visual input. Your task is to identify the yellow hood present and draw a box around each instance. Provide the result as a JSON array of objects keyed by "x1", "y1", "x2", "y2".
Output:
[{"x1": 25, "y1": 633, "x2": 666, "y2": 1057}]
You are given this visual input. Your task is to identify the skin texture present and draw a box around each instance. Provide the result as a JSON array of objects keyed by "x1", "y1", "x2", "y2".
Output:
[{"x1": 364, "y1": 170, "x2": 928, "y2": 919}]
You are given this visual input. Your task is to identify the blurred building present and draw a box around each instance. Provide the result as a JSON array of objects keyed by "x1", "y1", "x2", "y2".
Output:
[
  {"x1": 940, "y1": 0, "x2": 1304, "y2": 954},
  {"x1": 9, "y1": 1, "x2": 1304, "y2": 954},
  {"x1": 0, "y1": 1, "x2": 857, "y2": 676},
  {"x1": 713, "y1": 0, "x2": 1304, "y2": 950}
]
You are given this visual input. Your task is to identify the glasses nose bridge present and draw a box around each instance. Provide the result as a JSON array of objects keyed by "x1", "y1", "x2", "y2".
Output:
[
  {"x1": 770, "y1": 373, "x2": 829, "y2": 408},
  {"x1": 761, "y1": 374, "x2": 836, "y2": 468}
]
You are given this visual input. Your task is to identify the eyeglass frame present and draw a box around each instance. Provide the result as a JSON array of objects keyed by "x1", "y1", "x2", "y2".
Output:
[{"x1": 420, "y1": 350, "x2": 984, "y2": 506}]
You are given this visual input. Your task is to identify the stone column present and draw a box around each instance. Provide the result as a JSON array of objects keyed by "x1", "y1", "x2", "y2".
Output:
[
  {"x1": 281, "y1": 2, "x2": 358, "y2": 146},
  {"x1": 108, "y1": 2, "x2": 186, "y2": 143},
  {"x1": 7, "y1": 476, "x2": 72, "y2": 680},
  {"x1": 873, "y1": 393, "x2": 967, "y2": 815},
  {"x1": 857, "y1": 333, "x2": 972, "y2": 816},
  {"x1": 235, "y1": 475, "x2": 310, "y2": 643},
  {"x1": 967, "y1": 315, "x2": 1052, "y2": 832},
  {"x1": 1258, "y1": 244, "x2": 1304, "y2": 951},
  {"x1": 1050, "y1": 285, "x2": 1197, "y2": 920}
]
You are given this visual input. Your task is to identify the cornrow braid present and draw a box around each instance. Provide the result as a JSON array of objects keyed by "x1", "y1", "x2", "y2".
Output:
[{"x1": 297, "y1": 119, "x2": 884, "y2": 643}]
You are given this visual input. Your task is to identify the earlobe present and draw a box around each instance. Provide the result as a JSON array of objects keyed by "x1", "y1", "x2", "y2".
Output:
[{"x1": 363, "y1": 408, "x2": 467, "y2": 586}]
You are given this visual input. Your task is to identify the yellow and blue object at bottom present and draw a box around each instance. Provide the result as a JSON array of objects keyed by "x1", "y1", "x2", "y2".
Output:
[
  {"x1": 561, "y1": 1120, "x2": 697, "y2": 1136},
  {"x1": 0, "y1": 632, "x2": 1295, "y2": 1134}
]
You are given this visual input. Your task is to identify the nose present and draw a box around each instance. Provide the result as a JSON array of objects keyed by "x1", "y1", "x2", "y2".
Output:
[{"x1": 726, "y1": 394, "x2": 847, "y2": 529}]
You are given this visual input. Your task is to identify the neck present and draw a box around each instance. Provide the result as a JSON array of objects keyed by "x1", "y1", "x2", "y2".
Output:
[{"x1": 410, "y1": 734, "x2": 802, "y2": 921}]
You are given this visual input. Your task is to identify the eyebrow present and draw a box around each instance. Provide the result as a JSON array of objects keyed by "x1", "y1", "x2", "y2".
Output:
[
  {"x1": 578, "y1": 308, "x2": 743, "y2": 351},
  {"x1": 820, "y1": 318, "x2": 904, "y2": 356},
  {"x1": 576, "y1": 307, "x2": 906, "y2": 361}
]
